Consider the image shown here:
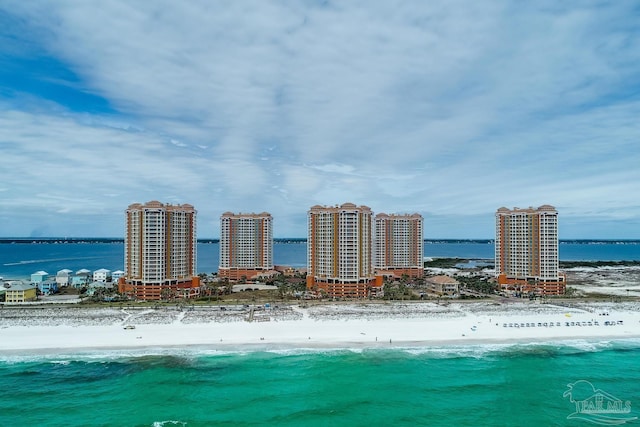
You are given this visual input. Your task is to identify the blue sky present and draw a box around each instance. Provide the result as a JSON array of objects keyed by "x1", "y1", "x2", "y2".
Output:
[{"x1": 1, "y1": 1, "x2": 639, "y2": 239}]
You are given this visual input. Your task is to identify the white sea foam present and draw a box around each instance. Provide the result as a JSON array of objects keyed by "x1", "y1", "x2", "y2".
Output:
[
  {"x1": 2, "y1": 338, "x2": 639, "y2": 365},
  {"x1": 3, "y1": 256, "x2": 101, "y2": 266},
  {"x1": 152, "y1": 421, "x2": 187, "y2": 427}
]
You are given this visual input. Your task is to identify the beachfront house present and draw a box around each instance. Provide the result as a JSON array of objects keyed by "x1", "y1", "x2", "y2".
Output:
[
  {"x1": 426, "y1": 275, "x2": 460, "y2": 295},
  {"x1": 37, "y1": 280, "x2": 59, "y2": 295},
  {"x1": 93, "y1": 268, "x2": 111, "y2": 283},
  {"x1": 56, "y1": 269, "x2": 73, "y2": 287},
  {"x1": 4, "y1": 282, "x2": 37, "y2": 303},
  {"x1": 72, "y1": 269, "x2": 91, "y2": 288},
  {"x1": 30, "y1": 271, "x2": 49, "y2": 283},
  {"x1": 111, "y1": 270, "x2": 124, "y2": 283}
]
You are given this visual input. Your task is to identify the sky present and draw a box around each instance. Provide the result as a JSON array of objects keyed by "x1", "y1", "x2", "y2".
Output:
[{"x1": 1, "y1": 1, "x2": 639, "y2": 239}]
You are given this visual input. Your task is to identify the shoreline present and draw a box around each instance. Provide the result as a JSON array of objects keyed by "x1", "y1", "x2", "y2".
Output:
[
  {"x1": 1, "y1": 301, "x2": 639, "y2": 356},
  {"x1": 2, "y1": 335, "x2": 639, "y2": 358}
]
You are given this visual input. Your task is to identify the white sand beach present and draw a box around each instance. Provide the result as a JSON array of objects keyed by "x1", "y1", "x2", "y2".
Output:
[{"x1": 1, "y1": 301, "x2": 639, "y2": 353}]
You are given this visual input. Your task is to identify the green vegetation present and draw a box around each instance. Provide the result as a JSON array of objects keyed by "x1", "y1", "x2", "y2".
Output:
[
  {"x1": 560, "y1": 260, "x2": 640, "y2": 268},
  {"x1": 382, "y1": 281, "x2": 418, "y2": 300},
  {"x1": 425, "y1": 258, "x2": 640, "y2": 270},
  {"x1": 456, "y1": 275, "x2": 497, "y2": 294}
]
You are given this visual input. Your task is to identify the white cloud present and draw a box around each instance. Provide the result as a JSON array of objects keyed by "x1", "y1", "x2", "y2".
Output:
[{"x1": 0, "y1": 1, "x2": 639, "y2": 238}]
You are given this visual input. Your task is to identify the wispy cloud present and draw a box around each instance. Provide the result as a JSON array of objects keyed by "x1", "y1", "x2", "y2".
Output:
[{"x1": 0, "y1": 1, "x2": 639, "y2": 238}]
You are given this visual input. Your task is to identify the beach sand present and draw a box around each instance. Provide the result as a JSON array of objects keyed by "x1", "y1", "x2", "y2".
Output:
[
  {"x1": 1, "y1": 301, "x2": 639, "y2": 354},
  {"x1": 564, "y1": 266, "x2": 640, "y2": 296}
]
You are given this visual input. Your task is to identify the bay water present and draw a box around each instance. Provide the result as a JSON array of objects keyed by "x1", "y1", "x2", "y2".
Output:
[{"x1": 1, "y1": 241, "x2": 639, "y2": 280}]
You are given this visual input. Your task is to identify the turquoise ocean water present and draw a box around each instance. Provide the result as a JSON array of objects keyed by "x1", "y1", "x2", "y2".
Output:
[
  {"x1": 1, "y1": 342, "x2": 639, "y2": 426},
  {"x1": 1, "y1": 241, "x2": 640, "y2": 426}
]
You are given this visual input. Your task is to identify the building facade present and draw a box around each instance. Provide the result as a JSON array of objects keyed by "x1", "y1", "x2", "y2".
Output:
[
  {"x1": 55, "y1": 269, "x2": 73, "y2": 287},
  {"x1": 93, "y1": 268, "x2": 111, "y2": 283},
  {"x1": 119, "y1": 201, "x2": 199, "y2": 300},
  {"x1": 218, "y1": 212, "x2": 274, "y2": 281},
  {"x1": 495, "y1": 205, "x2": 564, "y2": 295},
  {"x1": 374, "y1": 213, "x2": 424, "y2": 279},
  {"x1": 4, "y1": 282, "x2": 37, "y2": 303},
  {"x1": 426, "y1": 275, "x2": 460, "y2": 295},
  {"x1": 30, "y1": 271, "x2": 48, "y2": 283},
  {"x1": 72, "y1": 269, "x2": 91, "y2": 288},
  {"x1": 307, "y1": 203, "x2": 382, "y2": 298},
  {"x1": 37, "y1": 280, "x2": 59, "y2": 295}
]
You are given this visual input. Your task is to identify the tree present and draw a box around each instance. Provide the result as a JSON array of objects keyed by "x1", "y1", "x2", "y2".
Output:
[
  {"x1": 223, "y1": 280, "x2": 233, "y2": 295},
  {"x1": 161, "y1": 287, "x2": 173, "y2": 302}
]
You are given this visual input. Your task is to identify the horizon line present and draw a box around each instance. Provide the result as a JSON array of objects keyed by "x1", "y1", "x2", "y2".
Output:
[{"x1": 1, "y1": 237, "x2": 640, "y2": 243}]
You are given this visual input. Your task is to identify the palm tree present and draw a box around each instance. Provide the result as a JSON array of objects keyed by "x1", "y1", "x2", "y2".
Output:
[
  {"x1": 161, "y1": 287, "x2": 173, "y2": 302},
  {"x1": 223, "y1": 279, "x2": 233, "y2": 295}
]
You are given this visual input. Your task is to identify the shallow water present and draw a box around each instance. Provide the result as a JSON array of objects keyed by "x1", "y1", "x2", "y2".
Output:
[{"x1": 1, "y1": 340, "x2": 639, "y2": 426}]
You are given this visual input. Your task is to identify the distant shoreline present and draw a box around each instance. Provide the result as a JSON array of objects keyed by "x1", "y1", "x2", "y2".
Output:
[{"x1": 1, "y1": 238, "x2": 639, "y2": 245}]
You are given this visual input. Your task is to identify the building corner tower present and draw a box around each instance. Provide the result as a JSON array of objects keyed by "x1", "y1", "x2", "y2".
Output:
[
  {"x1": 218, "y1": 212, "x2": 273, "y2": 281},
  {"x1": 495, "y1": 205, "x2": 564, "y2": 295},
  {"x1": 374, "y1": 213, "x2": 424, "y2": 279},
  {"x1": 307, "y1": 203, "x2": 382, "y2": 298},
  {"x1": 120, "y1": 201, "x2": 199, "y2": 300}
]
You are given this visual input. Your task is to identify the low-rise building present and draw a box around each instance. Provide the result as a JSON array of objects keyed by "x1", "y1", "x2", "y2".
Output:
[
  {"x1": 111, "y1": 270, "x2": 125, "y2": 283},
  {"x1": 93, "y1": 268, "x2": 111, "y2": 283},
  {"x1": 72, "y1": 270, "x2": 91, "y2": 288},
  {"x1": 4, "y1": 282, "x2": 37, "y2": 303},
  {"x1": 56, "y1": 269, "x2": 73, "y2": 287},
  {"x1": 426, "y1": 275, "x2": 460, "y2": 295},
  {"x1": 37, "y1": 280, "x2": 59, "y2": 295},
  {"x1": 30, "y1": 271, "x2": 49, "y2": 283}
]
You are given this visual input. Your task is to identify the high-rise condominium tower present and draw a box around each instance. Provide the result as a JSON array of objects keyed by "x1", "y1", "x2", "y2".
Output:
[
  {"x1": 307, "y1": 203, "x2": 381, "y2": 298},
  {"x1": 121, "y1": 201, "x2": 198, "y2": 300},
  {"x1": 374, "y1": 213, "x2": 424, "y2": 279},
  {"x1": 219, "y1": 212, "x2": 273, "y2": 280},
  {"x1": 495, "y1": 205, "x2": 564, "y2": 295}
]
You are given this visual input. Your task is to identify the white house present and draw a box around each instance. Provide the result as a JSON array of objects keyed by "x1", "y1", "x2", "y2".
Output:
[
  {"x1": 111, "y1": 270, "x2": 125, "y2": 283},
  {"x1": 56, "y1": 269, "x2": 73, "y2": 287},
  {"x1": 86, "y1": 281, "x2": 115, "y2": 296},
  {"x1": 93, "y1": 268, "x2": 111, "y2": 283}
]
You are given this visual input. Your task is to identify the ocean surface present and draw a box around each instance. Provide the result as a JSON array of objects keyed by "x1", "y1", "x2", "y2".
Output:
[
  {"x1": 1, "y1": 342, "x2": 639, "y2": 426},
  {"x1": 1, "y1": 240, "x2": 640, "y2": 280}
]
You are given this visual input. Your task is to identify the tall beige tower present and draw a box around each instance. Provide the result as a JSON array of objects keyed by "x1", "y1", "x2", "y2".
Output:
[
  {"x1": 121, "y1": 201, "x2": 198, "y2": 300},
  {"x1": 374, "y1": 213, "x2": 424, "y2": 279},
  {"x1": 219, "y1": 212, "x2": 273, "y2": 280},
  {"x1": 307, "y1": 203, "x2": 381, "y2": 298},
  {"x1": 495, "y1": 205, "x2": 564, "y2": 295}
]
